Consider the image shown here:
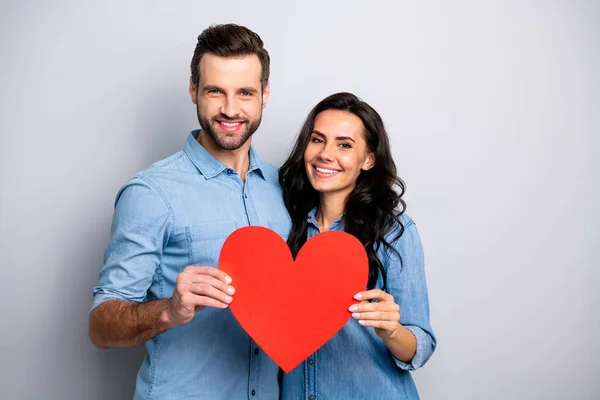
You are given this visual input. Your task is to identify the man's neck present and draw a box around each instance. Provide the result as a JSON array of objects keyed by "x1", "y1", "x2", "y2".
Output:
[{"x1": 197, "y1": 131, "x2": 251, "y2": 182}]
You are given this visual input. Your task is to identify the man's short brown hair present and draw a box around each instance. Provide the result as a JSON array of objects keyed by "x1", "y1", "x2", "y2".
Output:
[{"x1": 190, "y1": 24, "x2": 270, "y2": 90}]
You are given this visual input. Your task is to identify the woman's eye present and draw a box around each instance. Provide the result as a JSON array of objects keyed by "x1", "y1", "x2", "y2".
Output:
[{"x1": 340, "y1": 143, "x2": 352, "y2": 149}]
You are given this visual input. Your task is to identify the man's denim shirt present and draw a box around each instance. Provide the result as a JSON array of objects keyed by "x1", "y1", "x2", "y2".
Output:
[
  {"x1": 282, "y1": 208, "x2": 436, "y2": 400},
  {"x1": 91, "y1": 131, "x2": 291, "y2": 400}
]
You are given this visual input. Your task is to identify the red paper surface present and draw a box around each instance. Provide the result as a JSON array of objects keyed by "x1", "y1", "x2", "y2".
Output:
[{"x1": 219, "y1": 226, "x2": 368, "y2": 373}]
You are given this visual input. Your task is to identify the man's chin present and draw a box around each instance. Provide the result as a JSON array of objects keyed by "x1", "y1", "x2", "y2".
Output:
[{"x1": 213, "y1": 134, "x2": 251, "y2": 151}]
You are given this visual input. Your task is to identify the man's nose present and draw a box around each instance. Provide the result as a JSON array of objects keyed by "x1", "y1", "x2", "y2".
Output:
[{"x1": 220, "y1": 96, "x2": 241, "y2": 118}]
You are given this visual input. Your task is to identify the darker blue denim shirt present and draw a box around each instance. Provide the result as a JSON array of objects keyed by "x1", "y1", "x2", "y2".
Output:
[{"x1": 281, "y1": 208, "x2": 436, "y2": 400}]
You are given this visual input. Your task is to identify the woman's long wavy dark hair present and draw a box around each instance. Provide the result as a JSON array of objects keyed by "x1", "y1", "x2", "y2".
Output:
[{"x1": 279, "y1": 92, "x2": 406, "y2": 291}]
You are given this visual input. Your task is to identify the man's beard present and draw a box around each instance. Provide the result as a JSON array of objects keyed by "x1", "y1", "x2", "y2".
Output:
[{"x1": 197, "y1": 107, "x2": 262, "y2": 151}]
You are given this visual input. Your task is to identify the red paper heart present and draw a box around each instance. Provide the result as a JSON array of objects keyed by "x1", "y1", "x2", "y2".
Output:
[{"x1": 219, "y1": 226, "x2": 368, "y2": 373}]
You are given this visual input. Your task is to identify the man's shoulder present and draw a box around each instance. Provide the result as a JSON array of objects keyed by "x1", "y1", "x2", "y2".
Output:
[
  {"x1": 115, "y1": 150, "x2": 191, "y2": 199},
  {"x1": 132, "y1": 150, "x2": 191, "y2": 183},
  {"x1": 144, "y1": 150, "x2": 189, "y2": 174}
]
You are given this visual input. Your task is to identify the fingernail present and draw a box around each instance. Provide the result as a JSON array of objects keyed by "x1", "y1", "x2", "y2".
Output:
[
  {"x1": 354, "y1": 293, "x2": 362, "y2": 300},
  {"x1": 348, "y1": 305, "x2": 358, "y2": 312},
  {"x1": 225, "y1": 276, "x2": 232, "y2": 284},
  {"x1": 225, "y1": 295, "x2": 232, "y2": 303},
  {"x1": 352, "y1": 313, "x2": 360, "y2": 319},
  {"x1": 358, "y1": 320, "x2": 366, "y2": 325},
  {"x1": 227, "y1": 286, "x2": 235, "y2": 294}
]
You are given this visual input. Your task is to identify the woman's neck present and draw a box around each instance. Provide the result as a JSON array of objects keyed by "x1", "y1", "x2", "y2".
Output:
[{"x1": 316, "y1": 192, "x2": 348, "y2": 232}]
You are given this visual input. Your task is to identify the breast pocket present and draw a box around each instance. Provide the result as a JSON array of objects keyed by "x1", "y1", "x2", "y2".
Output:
[{"x1": 185, "y1": 221, "x2": 238, "y2": 267}]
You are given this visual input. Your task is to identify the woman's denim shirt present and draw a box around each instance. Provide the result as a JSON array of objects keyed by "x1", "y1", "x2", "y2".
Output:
[{"x1": 282, "y1": 208, "x2": 436, "y2": 400}]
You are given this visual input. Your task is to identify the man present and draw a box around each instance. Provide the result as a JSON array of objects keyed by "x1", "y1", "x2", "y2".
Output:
[{"x1": 88, "y1": 24, "x2": 291, "y2": 399}]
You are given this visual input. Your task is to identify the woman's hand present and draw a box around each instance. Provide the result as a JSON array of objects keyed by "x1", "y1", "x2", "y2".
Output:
[{"x1": 349, "y1": 289, "x2": 400, "y2": 339}]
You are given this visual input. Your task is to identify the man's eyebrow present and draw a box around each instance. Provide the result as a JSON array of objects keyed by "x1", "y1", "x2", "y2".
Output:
[
  {"x1": 202, "y1": 85, "x2": 224, "y2": 92},
  {"x1": 239, "y1": 87, "x2": 259, "y2": 94},
  {"x1": 202, "y1": 85, "x2": 259, "y2": 94}
]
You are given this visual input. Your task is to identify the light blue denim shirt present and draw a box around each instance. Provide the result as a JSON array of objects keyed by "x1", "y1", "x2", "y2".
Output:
[
  {"x1": 282, "y1": 208, "x2": 436, "y2": 400},
  {"x1": 91, "y1": 130, "x2": 291, "y2": 400}
]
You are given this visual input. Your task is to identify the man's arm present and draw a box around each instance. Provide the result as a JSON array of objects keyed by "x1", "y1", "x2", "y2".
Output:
[
  {"x1": 89, "y1": 266, "x2": 234, "y2": 349},
  {"x1": 89, "y1": 299, "x2": 173, "y2": 348}
]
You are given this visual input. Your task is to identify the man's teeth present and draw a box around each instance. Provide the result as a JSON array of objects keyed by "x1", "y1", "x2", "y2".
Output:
[
  {"x1": 315, "y1": 167, "x2": 339, "y2": 174},
  {"x1": 221, "y1": 121, "x2": 241, "y2": 127}
]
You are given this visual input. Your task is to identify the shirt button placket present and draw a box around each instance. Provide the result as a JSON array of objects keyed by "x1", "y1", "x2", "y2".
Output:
[
  {"x1": 242, "y1": 182, "x2": 256, "y2": 226},
  {"x1": 307, "y1": 357, "x2": 316, "y2": 400},
  {"x1": 248, "y1": 339, "x2": 260, "y2": 399}
]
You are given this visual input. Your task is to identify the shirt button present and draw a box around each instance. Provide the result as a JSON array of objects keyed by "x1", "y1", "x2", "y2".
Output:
[
  {"x1": 227, "y1": 169, "x2": 234, "y2": 174},
  {"x1": 251, "y1": 389, "x2": 256, "y2": 396},
  {"x1": 244, "y1": 194, "x2": 248, "y2": 199},
  {"x1": 309, "y1": 396, "x2": 315, "y2": 400},
  {"x1": 308, "y1": 359, "x2": 314, "y2": 365},
  {"x1": 254, "y1": 348, "x2": 259, "y2": 355}
]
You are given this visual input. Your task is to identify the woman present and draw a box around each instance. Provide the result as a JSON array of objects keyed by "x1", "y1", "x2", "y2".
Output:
[{"x1": 278, "y1": 92, "x2": 436, "y2": 399}]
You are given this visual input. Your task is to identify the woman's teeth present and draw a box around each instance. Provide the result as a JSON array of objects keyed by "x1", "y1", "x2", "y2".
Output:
[{"x1": 315, "y1": 166, "x2": 339, "y2": 174}]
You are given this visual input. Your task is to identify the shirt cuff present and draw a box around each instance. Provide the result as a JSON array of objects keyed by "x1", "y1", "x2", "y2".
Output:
[
  {"x1": 90, "y1": 290, "x2": 132, "y2": 313},
  {"x1": 391, "y1": 325, "x2": 431, "y2": 371}
]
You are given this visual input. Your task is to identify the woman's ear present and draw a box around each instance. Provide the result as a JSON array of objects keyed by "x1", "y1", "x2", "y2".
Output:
[{"x1": 362, "y1": 153, "x2": 375, "y2": 171}]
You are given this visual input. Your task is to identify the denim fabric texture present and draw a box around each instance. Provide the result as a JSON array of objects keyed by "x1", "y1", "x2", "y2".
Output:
[
  {"x1": 92, "y1": 131, "x2": 291, "y2": 400},
  {"x1": 281, "y1": 208, "x2": 436, "y2": 400}
]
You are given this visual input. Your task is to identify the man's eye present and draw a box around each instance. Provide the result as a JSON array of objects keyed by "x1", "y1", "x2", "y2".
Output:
[
  {"x1": 208, "y1": 89, "x2": 221, "y2": 94},
  {"x1": 240, "y1": 91, "x2": 251, "y2": 96}
]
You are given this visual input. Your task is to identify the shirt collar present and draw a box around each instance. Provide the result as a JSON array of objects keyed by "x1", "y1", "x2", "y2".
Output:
[
  {"x1": 183, "y1": 130, "x2": 266, "y2": 180},
  {"x1": 307, "y1": 206, "x2": 345, "y2": 231}
]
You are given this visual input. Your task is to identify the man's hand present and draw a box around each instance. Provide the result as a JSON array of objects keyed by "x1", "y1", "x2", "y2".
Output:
[{"x1": 165, "y1": 266, "x2": 235, "y2": 326}]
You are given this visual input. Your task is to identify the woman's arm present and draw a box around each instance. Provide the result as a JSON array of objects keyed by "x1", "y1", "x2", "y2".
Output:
[{"x1": 349, "y1": 220, "x2": 437, "y2": 369}]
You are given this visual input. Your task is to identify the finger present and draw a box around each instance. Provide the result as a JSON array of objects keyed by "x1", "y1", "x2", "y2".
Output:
[
  {"x1": 181, "y1": 292, "x2": 229, "y2": 309},
  {"x1": 186, "y1": 283, "x2": 233, "y2": 304},
  {"x1": 353, "y1": 289, "x2": 391, "y2": 301},
  {"x1": 357, "y1": 319, "x2": 397, "y2": 331},
  {"x1": 351, "y1": 311, "x2": 400, "y2": 323},
  {"x1": 180, "y1": 274, "x2": 235, "y2": 295},
  {"x1": 348, "y1": 302, "x2": 399, "y2": 313},
  {"x1": 183, "y1": 266, "x2": 232, "y2": 284}
]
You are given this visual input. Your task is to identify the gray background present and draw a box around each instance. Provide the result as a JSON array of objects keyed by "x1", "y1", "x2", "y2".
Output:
[{"x1": 1, "y1": 1, "x2": 598, "y2": 399}]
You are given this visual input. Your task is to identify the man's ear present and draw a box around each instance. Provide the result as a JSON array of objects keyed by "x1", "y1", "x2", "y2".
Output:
[
  {"x1": 362, "y1": 153, "x2": 375, "y2": 171},
  {"x1": 262, "y1": 81, "x2": 270, "y2": 109},
  {"x1": 189, "y1": 77, "x2": 198, "y2": 105}
]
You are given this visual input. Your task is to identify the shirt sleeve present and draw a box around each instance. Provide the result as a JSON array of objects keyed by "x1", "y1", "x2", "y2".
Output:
[
  {"x1": 385, "y1": 219, "x2": 437, "y2": 371},
  {"x1": 90, "y1": 176, "x2": 172, "y2": 312}
]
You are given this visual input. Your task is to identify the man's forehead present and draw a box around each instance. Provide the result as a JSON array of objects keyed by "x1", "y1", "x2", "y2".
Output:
[{"x1": 199, "y1": 53, "x2": 262, "y2": 87}]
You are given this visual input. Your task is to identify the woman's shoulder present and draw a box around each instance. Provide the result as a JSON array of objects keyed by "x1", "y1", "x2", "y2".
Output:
[
  {"x1": 381, "y1": 213, "x2": 424, "y2": 267},
  {"x1": 398, "y1": 213, "x2": 416, "y2": 229},
  {"x1": 386, "y1": 213, "x2": 417, "y2": 239}
]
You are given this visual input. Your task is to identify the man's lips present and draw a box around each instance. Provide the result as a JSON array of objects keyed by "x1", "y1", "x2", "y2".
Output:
[{"x1": 216, "y1": 120, "x2": 246, "y2": 133}]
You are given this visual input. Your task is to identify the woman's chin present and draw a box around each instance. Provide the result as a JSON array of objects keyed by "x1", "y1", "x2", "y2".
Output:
[{"x1": 312, "y1": 185, "x2": 341, "y2": 194}]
